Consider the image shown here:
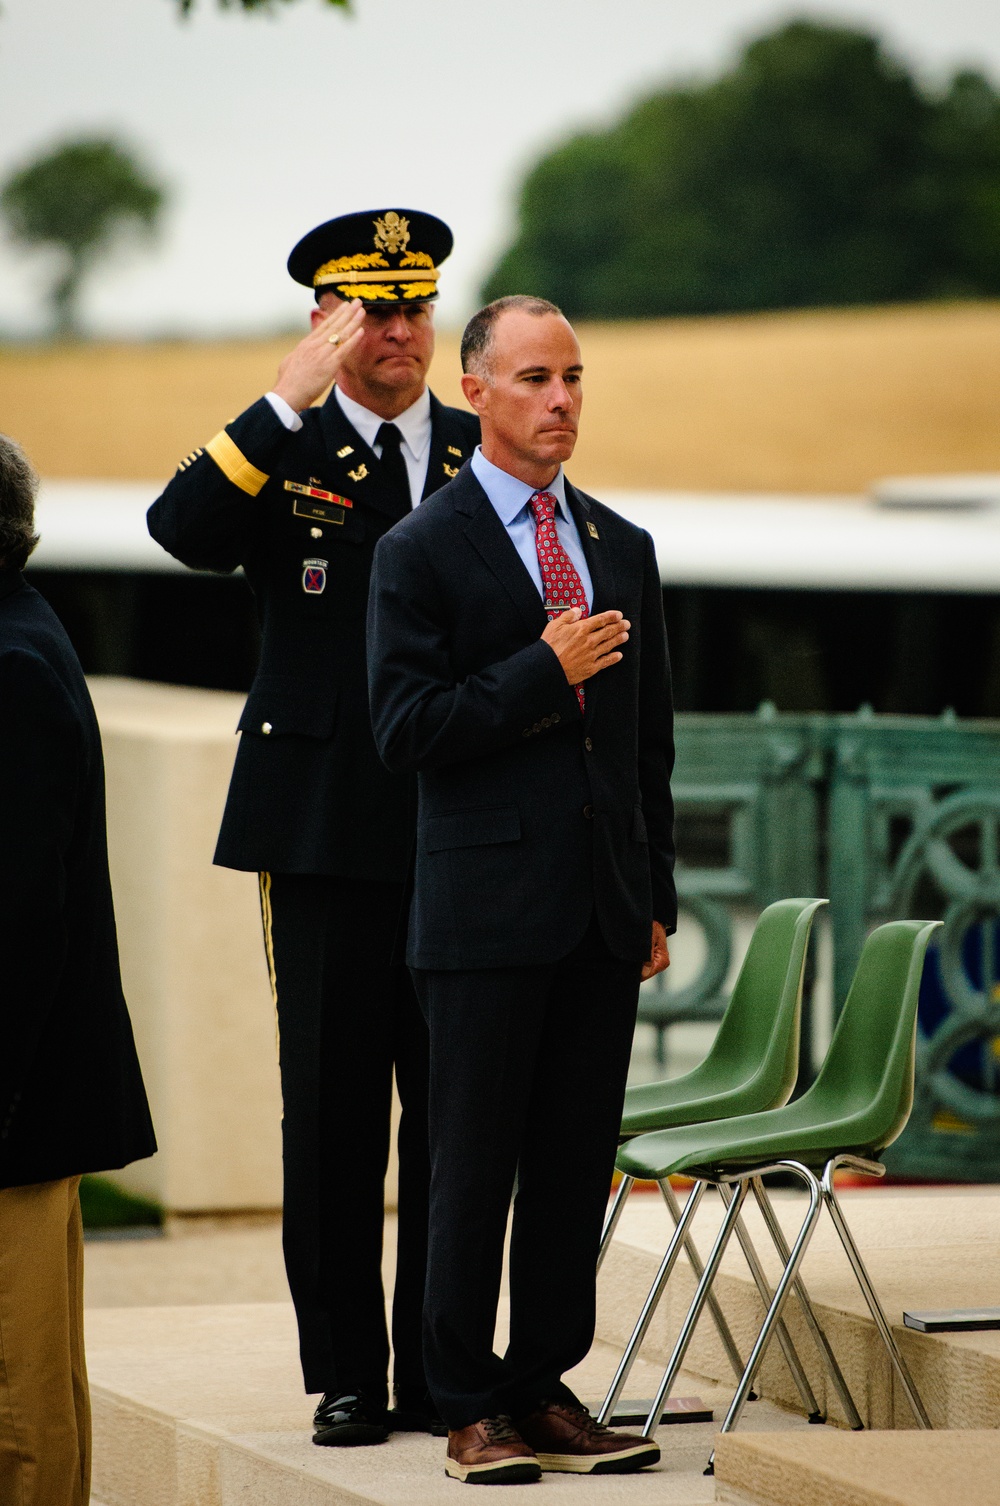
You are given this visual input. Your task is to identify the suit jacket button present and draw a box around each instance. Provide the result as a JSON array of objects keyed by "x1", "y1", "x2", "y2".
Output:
[
  {"x1": 584, "y1": 736, "x2": 593, "y2": 752},
  {"x1": 583, "y1": 804, "x2": 594, "y2": 820},
  {"x1": 261, "y1": 721, "x2": 273, "y2": 735}
]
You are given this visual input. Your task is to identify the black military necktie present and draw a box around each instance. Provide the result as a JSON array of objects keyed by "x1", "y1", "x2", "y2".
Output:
[{"x1": 376, "y1": 422, "x2": 411, "y2": 517}]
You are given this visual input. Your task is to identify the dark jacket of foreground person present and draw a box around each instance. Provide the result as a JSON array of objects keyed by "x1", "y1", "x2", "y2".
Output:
[
  {"x1": 367, "y1": 466, "x2": 677, "y2": 969},
  {"x1": 0, "y1": 568, "x2": 156, "y2": 1189}
]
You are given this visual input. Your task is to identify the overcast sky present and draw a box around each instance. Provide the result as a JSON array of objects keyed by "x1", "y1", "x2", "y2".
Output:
[{"x1": 3, "y1": 0, "x2": 1000, "y2": 337}]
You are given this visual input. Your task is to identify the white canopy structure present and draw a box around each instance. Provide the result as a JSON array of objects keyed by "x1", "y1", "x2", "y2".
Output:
[{"x1": 32, "y1": 478, "x2": 1000, "y2": 594}]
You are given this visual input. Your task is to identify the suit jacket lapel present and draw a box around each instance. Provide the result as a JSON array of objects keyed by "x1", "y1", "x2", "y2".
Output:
[
  {"x1": 566, "y1": 481, "x2": 616, "y2": 617},
  {"x1": 318, "y1": 389, "x2": 405, "y2": 522},
  {"x1": 455, "y1": 471, "x2": 547, "y2": 636},
  {"x1": 423, "y1": 392, "x2": 475, "y2": 500}
]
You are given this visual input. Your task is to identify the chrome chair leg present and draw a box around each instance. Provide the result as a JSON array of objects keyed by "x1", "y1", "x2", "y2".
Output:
[
  {"x1": 821, "y1": 1159, "x2": 931, "y2": 1429},
  {"x1": 707, "y1": 1161, "x2": 824, "y2": 1474},
  {"x1": 597, "y1": 1174, "x2": 634, "y2": 1272},
  {"x1": 597, "y1": 1179, "x2": 706, "y2": 1424},
  {"x1": 717, "y1": 1183, "x2": 823, "y2": 1421},
  {"x1": 641, "y1": 1179, "x2": 751, "y2": 1438},
  {"x1": 752, "y1": 1177, "x2": 864, "y2": 1429},
  {"x1": 660, "y1": 1177, "x2": 748, "y2": 1387}
]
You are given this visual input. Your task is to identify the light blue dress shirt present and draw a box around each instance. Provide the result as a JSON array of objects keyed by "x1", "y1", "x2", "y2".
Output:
[{"x1": 470, "y1": 446, "x2": 594, "y2": 611}]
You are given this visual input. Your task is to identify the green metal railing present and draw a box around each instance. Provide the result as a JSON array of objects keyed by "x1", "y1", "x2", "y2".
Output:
[{"x1": 645, "y1": 705, "x2": 1000, "y2": 1180}]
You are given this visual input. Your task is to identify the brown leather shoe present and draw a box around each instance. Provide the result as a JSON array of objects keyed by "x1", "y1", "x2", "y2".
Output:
[
  {"x1": 445, "y1": 1415, "x2": 541, "y2": 1484},
  {"x1": 515, "y1": 1401, "x2": 660, "y2": 1474}
]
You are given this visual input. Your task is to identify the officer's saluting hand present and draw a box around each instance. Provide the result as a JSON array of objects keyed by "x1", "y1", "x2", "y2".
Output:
[{"x1": 147, "y1": 209, "x2": 480, "y2": 1449}]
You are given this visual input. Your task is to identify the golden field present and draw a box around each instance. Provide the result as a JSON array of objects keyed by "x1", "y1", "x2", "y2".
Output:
[{"x1": 3, "y1": 302, "x2": 1000, "y2": 492}]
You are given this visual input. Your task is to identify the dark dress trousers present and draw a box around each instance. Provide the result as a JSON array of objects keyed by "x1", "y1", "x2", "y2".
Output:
[
  {"x1": 367, "y1": 467, "x2": 675, "y2": 1427},
  {"x1": 147, "y1": 388, "x2": 479, "y2": 1402},
  {"x1": 0, "y1": 568, "x2": 156, "y2": 1190}
]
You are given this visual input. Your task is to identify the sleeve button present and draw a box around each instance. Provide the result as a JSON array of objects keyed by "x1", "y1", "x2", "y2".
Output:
[
  {"x1": 261, "y1": 721, "x2": 273, "y2": 735},
  {"x1": 584, "y1": 736, "x2": 593, "y2": 752},
  {"x1": 552, "y1": 712, "x2": 560, "y2": 724},
  {"x1": 583, "y1": 804, "x2": 595, "y2": 820}
]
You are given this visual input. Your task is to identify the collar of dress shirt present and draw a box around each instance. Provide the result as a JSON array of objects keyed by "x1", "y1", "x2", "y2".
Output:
[
  {"x1": 470, "y1": 445, "x2": 568, "y2": 525},
  {"x1": 334, "y1": 385, "x2": 432, "y2": 460}
]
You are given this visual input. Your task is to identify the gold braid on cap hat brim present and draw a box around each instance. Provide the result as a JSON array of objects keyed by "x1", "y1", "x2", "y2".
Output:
[{"x1": 313, "y1": 249, "x2": 439, "y2": 288}]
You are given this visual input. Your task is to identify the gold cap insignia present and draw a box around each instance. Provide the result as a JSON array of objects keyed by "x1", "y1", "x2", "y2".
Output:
[{"x1": 374, "y1": 212, "x2": 410, "y2": 255}]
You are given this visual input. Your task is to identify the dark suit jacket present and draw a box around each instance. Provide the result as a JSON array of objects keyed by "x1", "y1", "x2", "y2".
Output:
[
  {"x1": 147, "y1": 389, "x2": 479, "y2": 879},
  {"x1": 0, "y1": 569, "x2": 156, "y2": 1189},
  {"x1": 366, "y1": 466, "x2": 676, "y2": 970}
]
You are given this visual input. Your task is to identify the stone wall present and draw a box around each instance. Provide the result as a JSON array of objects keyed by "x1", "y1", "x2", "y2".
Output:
[{"x1": 90, "y1": 677, "x2": 403, "y2": 1217}]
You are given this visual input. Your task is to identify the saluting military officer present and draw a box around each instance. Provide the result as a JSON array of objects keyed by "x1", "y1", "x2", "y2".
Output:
[{"x1": 147, "y1": 209, "x2": 479, "y2": 1447}]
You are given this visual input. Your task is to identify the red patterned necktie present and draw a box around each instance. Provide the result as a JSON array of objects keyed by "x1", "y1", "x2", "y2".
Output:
[{"x1": 530, "y1": 490, "x2": 588, "y2": 712}]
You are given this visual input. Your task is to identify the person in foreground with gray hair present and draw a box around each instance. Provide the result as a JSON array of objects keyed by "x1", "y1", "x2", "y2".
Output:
[{"x1": 0, "y1": 434, "x2": 156, "y2": 1506}]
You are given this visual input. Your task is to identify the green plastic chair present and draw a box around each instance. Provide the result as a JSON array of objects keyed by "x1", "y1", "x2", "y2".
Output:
[
  {"x1": 601, "y1": 898, "x2": 857, "y2": 1430},
  {"x1": 615, "y1": 919, "x2": 941, "y2": 1465}
]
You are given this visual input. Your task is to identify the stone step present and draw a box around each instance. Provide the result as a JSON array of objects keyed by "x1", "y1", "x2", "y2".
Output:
[
  {"x1": 713, "y1": 1429, "x2": 1000, "y2": 1506},
  {"x1": 596, "y1": 1186, "x2": 1000, "y2": 1431},
  {"x1": 86, "y1": 1302, "x2": 812, "y2": 1505}
]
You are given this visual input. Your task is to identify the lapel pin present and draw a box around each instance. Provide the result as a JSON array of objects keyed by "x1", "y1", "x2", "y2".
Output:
[
  {"x1": 348, "y1": 464, "x2": 369, "y2": 482},
  {"x1": 310, "y1": 527, "x2": 323, "y2": 539},
  {"x1": 587, "y1": 521, "x2": 600, "y2": 539},
  {"x1": 337, "y1": 445, "x2": 354, "y2": 459},
  {"x1": 447, "y1": 445, "x2": 462, "y2": 458},
  {"x1": 443, "y1": 462, "x2": 459, "y2": 478}
]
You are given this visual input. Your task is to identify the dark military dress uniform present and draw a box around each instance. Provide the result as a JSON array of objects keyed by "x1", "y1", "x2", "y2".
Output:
[{"x1": 146, "y1": 210, "x2": 478, "y2": 1424}]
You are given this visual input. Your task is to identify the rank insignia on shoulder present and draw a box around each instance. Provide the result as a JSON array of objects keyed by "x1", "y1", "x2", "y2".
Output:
[
  {"x1": 302, "y1": 558, "x2": 328, "y2": 594},
  {"x1": 337, "y1": 445, "x2": 354, "y2": 459},
  {"x1": 447, "y1": 445, "x2": 463, "y2": 458},
  {"x1": 347, "y1": 463, "x2": 368, "y2": 482},
  {"x1": 586, "y1": 521, "x2": 600, "y2": 539},
  {"x1": 443, "y1": 463, "x2": 459, "y2": 478}
]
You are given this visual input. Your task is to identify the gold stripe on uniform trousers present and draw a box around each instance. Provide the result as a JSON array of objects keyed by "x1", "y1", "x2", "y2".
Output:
[
  {"x1": 258, "y1": 872, "x2": 280, "y2": 1060},
  {"x1": 205, "y1": 430, "x2": 269, "y2": 496}
]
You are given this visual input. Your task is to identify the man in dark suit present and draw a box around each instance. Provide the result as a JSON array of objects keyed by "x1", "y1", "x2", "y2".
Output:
[
  {"x1": 147, "y1": 210, "x2": 479, "y2": 1446},
  {"x1": 0, "y1": 433, "x2": 156, "y2": 1506},
  {"x1": 367, "y1": 295, "x2": 676, "y2": 1484}
]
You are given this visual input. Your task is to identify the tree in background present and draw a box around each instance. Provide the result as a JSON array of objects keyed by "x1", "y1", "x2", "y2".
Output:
[
  {"x1": 1, "y1": 138, "x2": 165, "y2": 337},
  {"x1": 483, "y1": 19, "x2": 1000, "y2": 317}
]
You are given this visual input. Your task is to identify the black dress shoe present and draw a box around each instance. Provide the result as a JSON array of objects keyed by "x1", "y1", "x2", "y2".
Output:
[
  {"x1": 388, "y1": 1384, "x2": 449, "y2": 1437},
  {"x1": 312, "y1": 1391, "x2": 389, "y2": 1446}
]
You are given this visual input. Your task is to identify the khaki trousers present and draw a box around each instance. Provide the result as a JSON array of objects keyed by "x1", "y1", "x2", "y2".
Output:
[{"x1": 0, "y1": 1176, "x2": 90, "y2": 1506}]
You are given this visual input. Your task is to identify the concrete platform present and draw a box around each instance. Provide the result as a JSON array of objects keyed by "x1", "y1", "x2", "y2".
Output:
[
  {"x1": 85, "y1": 1302, "x2": 814, "y2": 1506},
  {"x1": 714, "y1": 1429, "x2": 1000, "y2": 1506},
  {"x1": 82, "y1": 1187, "x2": 1000, "y2": 1504}
]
